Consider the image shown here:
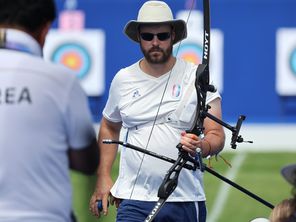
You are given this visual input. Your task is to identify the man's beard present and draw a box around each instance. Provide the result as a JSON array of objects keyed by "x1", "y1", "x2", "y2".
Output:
[{"x1": 140, "y1": 45, "x2": 173, "y2": 64}]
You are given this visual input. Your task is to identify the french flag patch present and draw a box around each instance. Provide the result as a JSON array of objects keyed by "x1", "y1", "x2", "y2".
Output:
[{"x1": 172, "y1": 84, "x2": 181, "y2": 98}]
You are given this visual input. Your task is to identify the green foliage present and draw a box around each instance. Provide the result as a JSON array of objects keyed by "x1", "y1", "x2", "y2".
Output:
[
  {"x1": 204, "y1": 152, "x2": 295, "y2": 222},
  {"x1": 71, "y1": 152, "x2": 295, "y2": 222}
]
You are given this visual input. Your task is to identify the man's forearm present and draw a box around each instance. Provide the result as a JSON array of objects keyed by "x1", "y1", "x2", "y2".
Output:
[{"x1": 96, "y1": 118, "x2": 121, "y2": 178}]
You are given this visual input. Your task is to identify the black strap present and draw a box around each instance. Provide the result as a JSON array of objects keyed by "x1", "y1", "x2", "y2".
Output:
[{"x1": 0, "y1": 29, "x2": 7, "y2": 48}]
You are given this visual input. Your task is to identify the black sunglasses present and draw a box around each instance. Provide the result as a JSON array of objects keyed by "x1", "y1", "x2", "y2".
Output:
[{"x1": 140, "y1": 32, "x2": 171, "y2": 41}]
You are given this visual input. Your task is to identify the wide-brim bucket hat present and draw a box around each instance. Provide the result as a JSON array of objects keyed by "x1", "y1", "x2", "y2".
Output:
[
  {"x1": 281, "y1": 163, "x2": 296, "y2": 186},
  {"x1": 124, "y1": 1, "x2": 187, "y2": 45}
]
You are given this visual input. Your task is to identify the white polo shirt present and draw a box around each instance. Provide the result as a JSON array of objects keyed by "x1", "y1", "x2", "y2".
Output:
[
  {"x1": 0, "y1": 29, "x2": 96, "y2": 222},
  {"x1": 104, "y1": 58, "x2": 220, "y2": 202}
]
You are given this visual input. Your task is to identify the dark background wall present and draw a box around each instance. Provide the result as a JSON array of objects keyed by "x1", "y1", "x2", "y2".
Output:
[{"x1": 53, "y1": 0, "x2": 296, "y2": 124}]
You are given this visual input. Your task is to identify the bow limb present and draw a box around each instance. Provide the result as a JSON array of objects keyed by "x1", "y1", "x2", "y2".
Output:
[{"x1": 187, "y1": 0, "x2": 213, "y2": 137}]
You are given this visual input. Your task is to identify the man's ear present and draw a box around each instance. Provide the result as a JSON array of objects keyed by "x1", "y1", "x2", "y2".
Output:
[
  {"x1": 137, "y1": 29, "x2": 142, "y2": 42},
  {"x1": 171, "y1": 30, "x2": 176, "y2": 43}
]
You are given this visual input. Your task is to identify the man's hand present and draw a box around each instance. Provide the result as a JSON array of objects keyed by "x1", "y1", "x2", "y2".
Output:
[
  {"x1": 179, "y1": 131, "x2": 202, "y2": 156},
  {"x1": 89, "y1": 176, "x2": 113, "y2": 218}
]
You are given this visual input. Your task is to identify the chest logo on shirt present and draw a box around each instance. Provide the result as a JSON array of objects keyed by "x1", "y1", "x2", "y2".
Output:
[
  {"x1": 132, "y1": 89, "x2": 141, "y2": 99},
  {"x1": 172, "y1": 84, "x2": 181, "y2": 98}
]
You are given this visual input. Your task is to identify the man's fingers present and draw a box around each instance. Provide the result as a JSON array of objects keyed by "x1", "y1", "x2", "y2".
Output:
[
  {"x1": 109, "y1": 195, "x2": 115, "y2": 205},
  {"x1": 102, "y1": 197, "x2": 110, "y2": 215},
  {"x1": 115, "y1": 198, "x2": 121, "y2": 208},
  {"x1": 89, "y1": 195, "x2": 101, "y2": 218}
]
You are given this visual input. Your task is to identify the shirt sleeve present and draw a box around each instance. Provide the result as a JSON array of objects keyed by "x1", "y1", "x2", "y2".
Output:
[
  {"x1": 65, "y1": 79, "x2": 96, "y2": 150},
  {"x1": 102, "y1": 73, "x2": 122, "y2": 123},
  {"x1": 206, "y1": 80, "x2": 221, "y2": 104}
]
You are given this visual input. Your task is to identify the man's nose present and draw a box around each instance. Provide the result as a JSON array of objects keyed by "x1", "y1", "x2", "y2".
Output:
[{"x1": 151, "y1": 36, "x2": 160, "y2": 45}]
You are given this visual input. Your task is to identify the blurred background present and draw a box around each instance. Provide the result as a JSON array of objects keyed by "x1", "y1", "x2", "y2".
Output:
[{"x1": 44, "y1": 0, "x2": 296, "y2": 221}]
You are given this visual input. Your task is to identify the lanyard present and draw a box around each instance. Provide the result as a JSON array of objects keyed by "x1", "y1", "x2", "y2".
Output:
[{"x1": 0, "y1": 29, "x2": 37, "y2": 55}]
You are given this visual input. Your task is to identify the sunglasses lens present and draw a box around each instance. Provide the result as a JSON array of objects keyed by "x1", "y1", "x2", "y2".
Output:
[
  {"x1": 140, "y1": 32, "x2": 171, "y2": 41},
  {"x1": 140, "y1": 33, "x2": 154, "y2": 41},
  {"x1": 157, "y1": 32, "x2": 170, "y2": 41}
]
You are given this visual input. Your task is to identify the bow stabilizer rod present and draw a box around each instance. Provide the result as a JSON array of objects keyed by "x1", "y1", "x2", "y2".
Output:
[
  {"x1": 102, "y1": 139, "x2": 197, "y2": 171},
  {"x1": 103, "y1": 139, "x2": 274, "y2": 210}
]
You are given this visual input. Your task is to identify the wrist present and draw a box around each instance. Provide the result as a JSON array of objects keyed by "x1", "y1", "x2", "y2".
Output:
[
  {"x1": 97, "y1": 168, "x2": 112, "y2": 178},
  {"x1": 202, "y1": 138, "x2": 212, "y2": 157}
]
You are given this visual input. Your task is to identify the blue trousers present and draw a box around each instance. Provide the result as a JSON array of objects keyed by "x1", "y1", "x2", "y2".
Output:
[{"x1": 116, "y1": 200, "x2": 207, "y2": 222}]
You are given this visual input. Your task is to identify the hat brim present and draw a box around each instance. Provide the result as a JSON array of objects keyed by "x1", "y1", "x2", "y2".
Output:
[
  {"x1": 124, "y1": 19, "x2": 187, "y2": 45},
  {"x1": 249, "y1": 218, "x2": 270, "y2": 222},
  {"x1": 281, "y1": 164, "x2": 296, "y2": 186}
]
